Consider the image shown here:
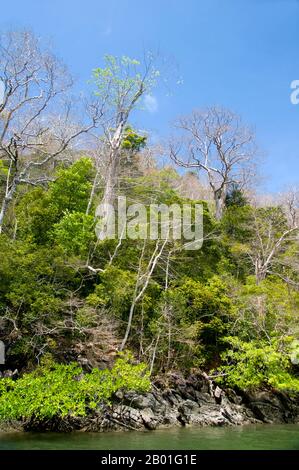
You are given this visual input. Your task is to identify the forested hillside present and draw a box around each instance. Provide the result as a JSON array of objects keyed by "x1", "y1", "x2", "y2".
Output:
[{"x1": 1, "y1": 31, "x2": 299, "y2": 422}]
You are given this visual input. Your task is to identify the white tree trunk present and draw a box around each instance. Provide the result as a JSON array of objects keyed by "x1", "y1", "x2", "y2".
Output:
[
  {"x1": 214, "y1": 190, "x2": 226, "y2": 220},
  {"x1": 0, "y1": 181, "x2": 16, "y2": 233}
]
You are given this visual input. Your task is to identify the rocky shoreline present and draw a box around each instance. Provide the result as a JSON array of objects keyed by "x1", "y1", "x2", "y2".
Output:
[{"x1": 1, "y1": 371, "x2": 299, "y2": 433}]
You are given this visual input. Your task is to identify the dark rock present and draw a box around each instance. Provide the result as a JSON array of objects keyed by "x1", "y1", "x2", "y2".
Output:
[
  {"x1": 224, "y1": 388, "x2": 243, "y2": 405},
  {"x1": 2, "y1": 370, "x2": 299, "y2": 433},
  {"x1": 243, "y1": 389, "x2": 299, "y2": 424}
]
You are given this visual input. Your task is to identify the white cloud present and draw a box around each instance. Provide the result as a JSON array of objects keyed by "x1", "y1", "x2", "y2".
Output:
[{"x1": 144, "y1": 94, "x2": 158, "y2": 113}]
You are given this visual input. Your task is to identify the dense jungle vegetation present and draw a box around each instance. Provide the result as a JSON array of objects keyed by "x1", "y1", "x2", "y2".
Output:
[{"x1": 0, "y1": 31, "x2": 299, "y2": 420}]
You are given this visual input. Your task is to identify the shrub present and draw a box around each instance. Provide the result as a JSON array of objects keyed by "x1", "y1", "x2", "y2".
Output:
[
  {"x1": 215, "y1": 337, "x2": 299, "y2": 392},
  {"x1": 0, "y1": 353, "x2": 150, "y2": 421}
]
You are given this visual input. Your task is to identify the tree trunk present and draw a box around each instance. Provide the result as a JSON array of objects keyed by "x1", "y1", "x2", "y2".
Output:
[
  {"x1": 0, "y1": 199, "x2": 8, "y2": 233},
  {"x1": 101, "y1": 156, "x2": 118, "y2": 208},
  {"x1": 101, "y1": 121, "x2": 125, "y2": 209},
  {"x1": 0, "y1": 182, "x2": 16, "y2": 233},
  {"x1": 214, "y1": 190, "x2": 226, "y2": 220},
  {"x1": 86, "y1": 168, "x2": 100, "y2": 215},
  {"x1": 254, "y1": 258, "x2": 266, "y2": 285}
]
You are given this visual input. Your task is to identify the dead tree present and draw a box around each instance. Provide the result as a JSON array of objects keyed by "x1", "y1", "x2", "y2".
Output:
[
  {"x1": 0, "y1": 30, "x2": 103, "y2": 232},
  {"x1": 170, "y1": 107, "x2": 257, "y2": 219}
]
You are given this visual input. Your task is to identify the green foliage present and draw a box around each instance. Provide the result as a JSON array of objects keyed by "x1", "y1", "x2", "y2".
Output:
[
  {"x1": 92, "y1": 54, "x2": 159, "y2": 109},
  {"x1": 17, "y1": 157, "x2": 94, "y2": 244},
  {"x1": 155, "y1": 276, "x2": 235, "y2": 368},
  {"x1": 121, "y1": 127, "x2": 147, "y2": 152},
  {"x1": 87, "y1": 267, "x2": 137, "y2": 314},
  {"x1": 48, "y1": 157, "x2": 94, "y2": 214},
  {"x1": 231, "y1": 276, "x2": 299, "y2": 341},
  {"x1": 1, "y1": 99, "x2": 299, "y2": 394},
  {"x1": 87, "y1": 265, "x2": 160, "y2": 322},
  {"x1": 222, "y1": 205, "x2": 253, "y2": 242},
  {"x1": 216, "y1": 337, "x2": 299, "y2": 392},
  {"x1": 0, "y1": 159, "x2": 8, "y2": 178},
  {"x1": 166, "y1": 276, "x2": 233, "y2": 324},
  {"x1": 225, "y1": 184, "x2": 248, "y2": 208},
  {"x1": 53, "y1": 212, "x2": 95, "y2": 256},
  {"x1": 123, "y1": 168, "x2": 182, "y2": 205},
  {"x1": 0, "y1": 353, "x2": 150, "y2": 421},
  {"x1": 0, "y1": 237, "x2": 66, "y2": 358}
]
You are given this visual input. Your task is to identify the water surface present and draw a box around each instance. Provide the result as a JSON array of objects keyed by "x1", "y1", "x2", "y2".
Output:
[{"x1": 1, "y1": 424, "x2": 299, "y2": 450}]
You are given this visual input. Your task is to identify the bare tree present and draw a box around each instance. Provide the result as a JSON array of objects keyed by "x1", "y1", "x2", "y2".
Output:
[
  {"x1": 0, "y1": 30, "x2": 103, "y2": 232},
  {"x1": 120, "y1": 237, "x2": 168, "y2": 351},
  {"x1": 279, "y1": 187, "x2": 299, "y2": 229},
  {"x1": 177, "y1": 171, "x2": 213, "y2": 202},
  {"x1": 247, "y1": 206, "x2": 298, "y2": 285},
  {"x1": 169, "y1": 107, "x2": 257, "y2": 219}
]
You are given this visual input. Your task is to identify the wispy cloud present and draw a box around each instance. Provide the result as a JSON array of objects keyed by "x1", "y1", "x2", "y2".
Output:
[{"x1": 144, "y1": 94, "x2": 158, "y2": 113}]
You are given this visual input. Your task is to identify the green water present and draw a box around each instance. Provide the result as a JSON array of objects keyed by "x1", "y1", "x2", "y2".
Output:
[{"x1": 0, "y1": 425, "x2": 299, "y2": 450}]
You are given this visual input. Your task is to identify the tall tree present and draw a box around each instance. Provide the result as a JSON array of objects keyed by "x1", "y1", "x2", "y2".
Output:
[
  {"x1": 169, "y1": 107, "x2": 257, "y2": 219},
  {"x1": 92, "y1": 54, "x2": 159, "y2": 238},
  {"x1": 0, "y1": 30, "x2": 103, "y2": 232}
]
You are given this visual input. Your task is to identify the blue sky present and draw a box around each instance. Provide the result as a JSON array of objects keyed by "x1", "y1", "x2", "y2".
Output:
[{"x1": 1, "y1": 0, "x2": 299, "y2": 192}]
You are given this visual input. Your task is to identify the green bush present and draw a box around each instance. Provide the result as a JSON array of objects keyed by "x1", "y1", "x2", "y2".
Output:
[
  {"x1": 215, "y1": 337, "x2": 299, "y2": 392},
  {"x1": 0, "y1": 353, "x2": 150, "y2": 421}
]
